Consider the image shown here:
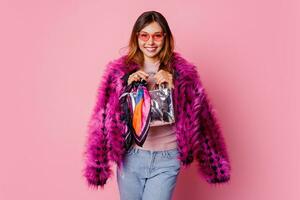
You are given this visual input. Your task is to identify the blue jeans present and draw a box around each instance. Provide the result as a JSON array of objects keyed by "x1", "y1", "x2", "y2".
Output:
[{"x1": 117, "y1": 147, "x2": 181, "y2": 200}]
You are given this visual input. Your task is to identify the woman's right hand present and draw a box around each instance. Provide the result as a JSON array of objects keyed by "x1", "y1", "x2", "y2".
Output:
[{"x1": 127, "y1": 70, "x2": 149, "y2": 85}]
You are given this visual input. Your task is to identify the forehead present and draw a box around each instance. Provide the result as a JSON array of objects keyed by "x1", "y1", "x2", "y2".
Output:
[{"x1": 140, "y1": 21, "x2": 163, "y2": 33}]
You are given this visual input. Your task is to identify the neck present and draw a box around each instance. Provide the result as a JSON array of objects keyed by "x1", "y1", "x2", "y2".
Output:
[
  {"x1": 141, "y1": 58, "x2": 160, "y2": 72},
  {"x1": 144, "y1": 59, "x2": 160, "y2": 65},
  {"x1": 143, "y1": 54, "x2": 160, "y2": 64}
]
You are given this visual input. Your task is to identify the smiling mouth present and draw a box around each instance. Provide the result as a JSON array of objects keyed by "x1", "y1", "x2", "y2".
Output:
[{"x1": 145, "y1": 47, "x2": 157, "y2": 52}]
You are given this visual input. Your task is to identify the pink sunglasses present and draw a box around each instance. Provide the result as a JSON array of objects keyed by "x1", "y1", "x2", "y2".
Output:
[{"x1": 136, "y1": 31, "x2": 166, "y2": 42}]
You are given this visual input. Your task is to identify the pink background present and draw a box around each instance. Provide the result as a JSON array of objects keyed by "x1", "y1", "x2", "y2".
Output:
[{"x1": 0, "y1": 0, "x2": 299, "y2": 200}]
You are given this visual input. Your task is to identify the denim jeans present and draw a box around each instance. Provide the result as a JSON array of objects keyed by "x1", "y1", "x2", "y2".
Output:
[{"x1": 116, "y1": 146, "x2": 181, "y2": 200}]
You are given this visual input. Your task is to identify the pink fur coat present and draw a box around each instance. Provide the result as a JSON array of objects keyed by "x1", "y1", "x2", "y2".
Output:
[{"x1": 83, "y1": 52, "x2": 231, "y2": 189}]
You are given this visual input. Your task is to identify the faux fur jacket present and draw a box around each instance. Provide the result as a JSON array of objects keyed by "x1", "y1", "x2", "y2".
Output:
[{"x1": 83, "y1": 52, "x2": 231, "y2": 189}]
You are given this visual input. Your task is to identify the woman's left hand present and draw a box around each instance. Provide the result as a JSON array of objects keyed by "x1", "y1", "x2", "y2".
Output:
[{"x1": 153, "y1": 69, "x2": 174, "y2": 89}]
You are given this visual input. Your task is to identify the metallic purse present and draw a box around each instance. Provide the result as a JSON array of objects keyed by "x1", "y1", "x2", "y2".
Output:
[
  {"x1": 146, "y1": 83, "x2": 175, "y2": 127},
  {"x1": 124, "y1": 80, "x2": 175, "y2": 127},
  {"x1": 119, "y1": 79, "x2": 175, "y2": 148}
]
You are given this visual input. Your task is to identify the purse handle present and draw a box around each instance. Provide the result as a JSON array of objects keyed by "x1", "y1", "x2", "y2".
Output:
[
  {"x1": 153, "y1": 82, "x2": 170, "y2": 90},
  {"x1": 119, "y1": 80, "x2": 170, "y2": 100}
]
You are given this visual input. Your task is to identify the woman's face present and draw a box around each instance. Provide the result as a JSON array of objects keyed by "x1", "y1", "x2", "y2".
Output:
[{"x1": 137, "y1": 21, "x2": 165, "y2": 62}]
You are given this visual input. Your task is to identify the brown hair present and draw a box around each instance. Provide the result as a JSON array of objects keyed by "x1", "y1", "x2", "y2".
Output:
[{"x1": 123, "y1": 11, "x2": 175, "y2": 73}]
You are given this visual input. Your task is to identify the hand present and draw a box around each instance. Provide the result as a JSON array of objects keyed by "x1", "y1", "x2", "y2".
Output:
[
  {"x1": 127, "y1": 70, "x2": 149, "y2": 85},
  {"x1": 153, "y1": 69, "x2": 174, "y2": 89}
]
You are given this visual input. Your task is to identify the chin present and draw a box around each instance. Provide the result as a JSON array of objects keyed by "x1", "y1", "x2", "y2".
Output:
[{"x1": 142, "y1": 49, "x2": 161, "y2": 58}]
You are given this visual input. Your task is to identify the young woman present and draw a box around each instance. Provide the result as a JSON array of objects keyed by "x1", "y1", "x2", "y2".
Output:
[{"x1": 83, "y1": 11, "x2": 231, "y2": 200}]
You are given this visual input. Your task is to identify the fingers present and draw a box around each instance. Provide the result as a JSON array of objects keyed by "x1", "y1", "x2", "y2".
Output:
[
  {"x1": 136, "y1": 70, "x2": 149, "y2": 80},
  {"x1": 154, "y1": 70, "x2": 173, "y2": 86},
  {"x1": 156, "y1": 77, "x2": 167, "y2": 85},
  {"x1": 127, "y1": 70, "x2": 149, "y2": 85},
  {"x1": 128, "y1": 76, "x2": 139, "y2": 85},
  {"x1": 153, "y1": 70, "x2": 170, "y2": 79},
  {"x1": 127, "y1": 69, "x2": 174, "y2": 88},
  {"x1": 128, "y1": 76, "x2": 140, "y2": 85},
  {"x1": 156, "y1": 78, "x2": 173, "y2": 87}
]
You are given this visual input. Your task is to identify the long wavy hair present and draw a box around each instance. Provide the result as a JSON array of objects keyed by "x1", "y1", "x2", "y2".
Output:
[{"x1": 123, "y1": 11, "x2": 175, "y2": 73}]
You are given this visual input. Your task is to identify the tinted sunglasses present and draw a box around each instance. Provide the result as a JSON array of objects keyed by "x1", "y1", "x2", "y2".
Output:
[{"x1": 136, "y1": 31, "x2": 166, "y2": 42}]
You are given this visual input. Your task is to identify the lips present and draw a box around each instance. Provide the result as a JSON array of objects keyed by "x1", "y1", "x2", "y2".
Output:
[{"x1": 145, "y1": 47, "x2": 157, "y2": 52}]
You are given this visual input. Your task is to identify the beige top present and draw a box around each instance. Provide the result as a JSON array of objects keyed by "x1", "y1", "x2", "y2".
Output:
[{"x1": 132, "y1": 59, "x2": 177, "y2": 151}]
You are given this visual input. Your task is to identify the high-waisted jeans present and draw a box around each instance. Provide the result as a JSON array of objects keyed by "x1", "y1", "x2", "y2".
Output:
[{"x1": 116, "y1": 146, "x2": 181, "y2": 200}]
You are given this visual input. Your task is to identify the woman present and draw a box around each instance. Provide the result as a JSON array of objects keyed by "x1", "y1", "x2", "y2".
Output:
[{"x1": 83, "y1": 11, "x2": 231, "y2": 200}]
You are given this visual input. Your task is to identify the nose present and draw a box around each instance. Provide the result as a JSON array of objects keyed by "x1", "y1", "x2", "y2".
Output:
[{"x1": 147, "y1": 36, "x2": 155, "y2": 44}]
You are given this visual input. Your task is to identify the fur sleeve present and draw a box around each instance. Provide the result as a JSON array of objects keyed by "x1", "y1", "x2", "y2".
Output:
[
  {"x1": 191, "y1": 68, "x2": 231, "y2": 184},
  {"x1": 82, "y1": 62, "x2": 116, "y2": 189}
]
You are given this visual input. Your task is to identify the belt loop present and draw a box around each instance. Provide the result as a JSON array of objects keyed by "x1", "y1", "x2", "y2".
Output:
[{"x1": 166, "y1": 150, "x2": 170, "y2": 157}]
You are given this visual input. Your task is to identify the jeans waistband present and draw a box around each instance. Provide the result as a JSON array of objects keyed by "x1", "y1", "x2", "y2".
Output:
[{"x1": 127, "y1": 146, "x2": 178, "y2": 155}]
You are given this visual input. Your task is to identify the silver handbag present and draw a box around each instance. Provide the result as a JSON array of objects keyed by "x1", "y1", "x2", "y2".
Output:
[
  {"x1": 120, "y1": 81, "x2": 175, "y2": 127},
  {"x1": 119, "y1": 80, "x2": 175, "y2": 148},
  {"x1": 149, "y1": 83, "x2": 175, "y2": 126},
  {"x1": 128, "y1": 82, "x2": 175, "y2": 127}
]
